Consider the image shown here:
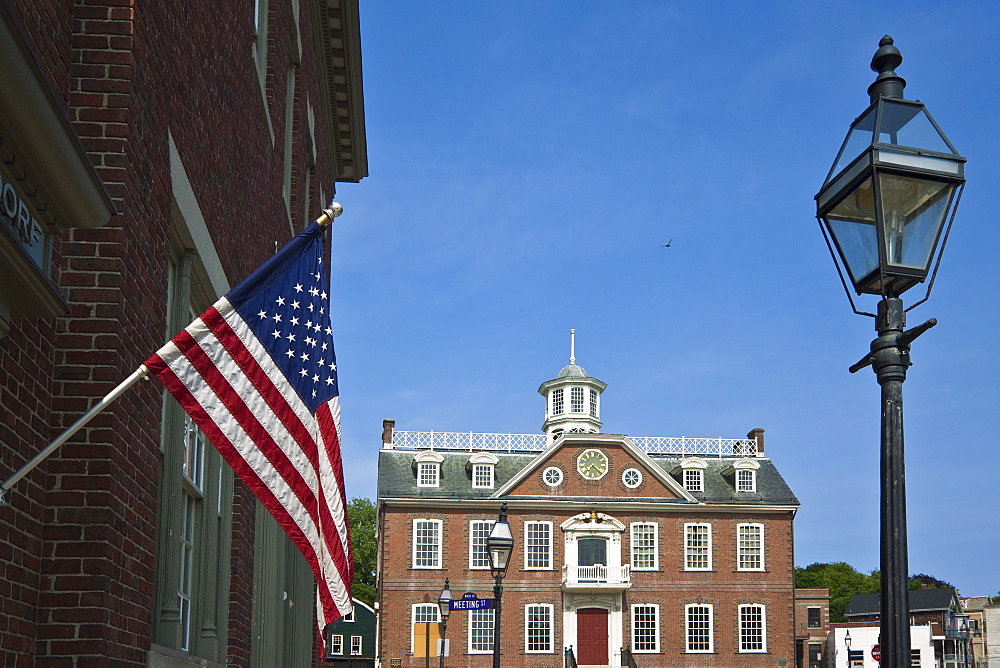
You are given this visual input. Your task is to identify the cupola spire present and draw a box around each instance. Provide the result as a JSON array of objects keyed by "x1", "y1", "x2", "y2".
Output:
[
  {"x1": 569, "y1": 328, "x2": 576, "y2": 365},
  {"x1": 537, "y1": 330, "x2": 607, "y2": 441}
]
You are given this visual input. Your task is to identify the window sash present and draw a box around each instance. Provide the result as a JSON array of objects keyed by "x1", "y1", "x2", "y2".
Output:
[
  {"x1": 525, "y1": 522, "x2": 552, "y2": 569},
  {"x1": 684, "y1": 469, "x2": 703, "y2": 491},
  {"x1": 472, "y1": 464, "x2": 494, "y2": 488},
  {"x1": 686, "y1": 604, "x2": 713, "y2": 652},
  {"x1": 417, "y1": 462, "x2": 440, "y2": 487},
  {"x1": 552, "y1": 389, "x2": 564, "y2": 415},
  {"x1": 807, "y1": 607, "x2": 821, "y2": 628},
  {"x1": 589, "y1": 389, "x2": 598, "y2": 417},
  {"x1": 570, "y1": 387, "x2": 584, "y2": 413},
  {"x1": 525, "y1": 605, "x2": 553, "y2": 653},
  {"x1": 630, "y1": 523, "x2": 658, "y2": 570},
  {"x1": 412, "y1": 604, "x2": 441, "y2": 656},
  {"x1": 739, "y1": 604, "x2": 766, "y2": 652},
  {"x1": 413, "y1": 520, "x2": 442, "y2": 568},
  {"x1": 737, "y1": 469, "x2": 756, "y2": 492},
  {"x1": 329, "y1": 634, "x2": 344, "y2": 656},
  {"x1": 737, "y1": 524, "x2": 764, "y2": 571},
  {"x1": 631, "y1": 605, "x2": 659, "y2": 652},
  {"x1": 469, "y1": 520, "x2": 492, "y2": 569},
  {"x1": 684, "y1": 523, "x2": 711, "y2": 570},
  {"x1": 469, "y1": 609, "x2": 495, "y2": 653},
  {"x1": 350, "y1": 636, "x2": 363, "y2": 655}
]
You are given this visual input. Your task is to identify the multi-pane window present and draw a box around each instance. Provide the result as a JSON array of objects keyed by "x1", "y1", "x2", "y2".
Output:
[
  {"x1": 737, "y1": 524, "x2": 764, "y2": 571},
  {"x1": 182, "y1": 415, "x2": 206, "y2": 489},
  {"x1": 739, "y1": 604, "x2": 766, "y2": 652},
  {"x1": 329, "y1": 634, "x2": 344, "y2": 655},
  {"x1": 412, "y1": 604, "x2": 440, "y2": 656},
  {"x1": 469, "y1": 609, "x2": 495, "y2": 653},
  {"x1": 848, "y1": 650, "x2": 864, "y2": 667},
  {"x1": 910, "y1": 649, "x2": 921, "y2": 666},
  {"x1": 684, "y1": 523, "x2": 712, "y2": 570},
  {"x1": 178, "y1": 493, "x2": 196, "y2": 651},
  {"x1": 552, "y1": 388, "x2": 564, "y2": 415},
  {"x1": 469, "y1": 520, "x2": 493, "y2": 569},
  {"x1": 686, "y1": 604, "x2": 713, "y2": 653},
  {"x1": 684, "y1": 469, "x2": 703, "y2": 492},
  {"x1": 631, "y1": 605, "x2": 659, "y2": 652},
  {"x1": 807, "y1": 607, "x2": 821, "y2": 628},
  {"x1": 350, "y1": 636, "x2": 362, "y2": 655},
  {"x1": 417, "y1": 462, "x2": 440, "y2": 487},
  {"x1": 525, "y1": 605, "x2": 553, "y2": 653},
  {"x1": 589, "y1": 389, "x2": 598, "y2": 416},
  {"x1": 737, "y1": 469, "x2": 756, "y2": 492},
  {"x1": 413, "y1": 519, "x2": 442, "y2": 568},
  {"x1": 630, "y1": 523, "x2": 658, "y2": 570},
  {"x1": 472, "y1": 464, "x2": 494, "y2": 489},
  {"x1": 571, "y1": 387, "x2": 584, "y2": 413},
  {"x1": 543, "y1": 467, "x2": 563, "y2": 486},
  {"x1": 525, "y1": 522, "x2": 552, "y2": 569},
  {"x1": 622, "y1": 468, "x2": 642, "y2": 488}
]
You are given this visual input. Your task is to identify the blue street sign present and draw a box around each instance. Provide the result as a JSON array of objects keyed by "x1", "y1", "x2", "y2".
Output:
[
  {"x1": 462, "y1": 592, "x2": 478, "y2": 601},
  {"x1": 449, "y1": 598, "x2": 492, "y2": 611}
]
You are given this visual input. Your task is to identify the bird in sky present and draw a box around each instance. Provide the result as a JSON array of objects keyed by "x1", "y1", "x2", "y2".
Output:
[{"x1": 661, "y1": 239, "x2": 672, "y2": 247}]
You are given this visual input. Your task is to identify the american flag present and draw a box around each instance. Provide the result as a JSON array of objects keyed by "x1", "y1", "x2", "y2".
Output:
[{"x1": 145, "y1": 221, "x2": 352, "y2": 627}]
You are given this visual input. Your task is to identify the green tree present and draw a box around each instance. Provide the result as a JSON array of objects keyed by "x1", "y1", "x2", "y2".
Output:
[
  {"x1": 348, "y1": 497, "x2": 377, "y2": 607},
  {"x1": 796, "y1": 562, "x2": 880, "y2": 622}
]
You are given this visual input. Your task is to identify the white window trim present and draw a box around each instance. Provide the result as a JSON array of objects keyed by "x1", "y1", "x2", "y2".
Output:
[
  {"x1": 524, "y1": 603, "x2": 554, "y2": 653},
  {"x1": 737, "y1": 468, "x2": 757, "y2": 492},
  {"x1": 412, "y1": 519, "x2": 443, "y2": 569},
  {"x1": 738, "y1": 604, "x2": 767, "y2": 653},
  {"x1": 350, "y1": 635, "x2": 363, "y2": 656},
  {"x1": 684, "y1": 523, "x2": 712, "y2": 571},
  {"x1": 472, "y1": 463, "x2": 495, "y2": 489},
  {"x1": 417, "y1": 461, "x2": 441, "y2": 487},
  {"x1": 685, "y1": 603, "x2": 714, "y2": 653},
  {"x1": 542, "y1": 466, "x2": 563, "y2": 487},
  {"x1": 468, "y1": 520, "x2": 493, "y2": 570},
  {"x1": 737, "y1": 523, "x2": 765, "y2": 571},
  {"x1": 630, "y1": 522, "x2": 659, "y2": 571},
  {"x1": 622, "y1": 468, "x2": 643, "y2": 488},
  {"x1": 631, "y1": 604, "x2": 660, "y2": 653},
  {"x1": 684, "y1": 468, "x2": 704, "y2": 492},
  {"x1": 467, "y1": 607, "x2": 495, "y2": 654},
  {"x1": 411, "y1": 603, "x2": 441, "y2": 655},
  {"x1": 329, "y1": 633, "x2": 344, "y2": 656},
  {"x1": 524, "y1": 521, "x2": 554, "y2": 570}
]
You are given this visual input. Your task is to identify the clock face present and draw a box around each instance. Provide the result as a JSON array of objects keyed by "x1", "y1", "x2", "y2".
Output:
[{"x1": 577, "y1": 449, "x2": 608, "y2": 479}]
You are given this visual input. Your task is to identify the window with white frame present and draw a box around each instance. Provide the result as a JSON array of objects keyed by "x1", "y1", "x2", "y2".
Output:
[
  {"x1": 411, "y1": 604, "x2": 440, "y2": 655},
  {"x1": 417, "y1": 462, "x2": 440, "y2": 487},
  {"x1": 342, "y1": 608, "x2": 355, "y2": 622},
  {"x1": 525, "y1": 604, "x2": 553, "y2": 652},
  {"x1": 472, "y1": 463, "x2": 494, "y2": 489},
  {"x1": 525, "y1": 522, "x2": 552, "y2": 569},
  {"x1": 684, "y1": 523, "x2": 712, "y2": 570},
  {"x1": 328, "y1": 634, "x2": 344, "y2": 656},
  {"x1": 543, "y1": 466, "x2": 563, "y2": 487},
  {"x1": 630, "y1": 523, "x2": 658, "y2": 570},
  {"x1": 350, "y1": 636, "x2": 362, "y2": 656},
  {"x1": 413, "y1": 519, "x2": 442, "y2": 568},
  {"x1": 178, "y1": 493, "x2": 196, "y2": 651},
  {"x1": 571, "y1": 387, "x2": 584, "y2": 413},
  {"x1": 685, "y1": 604, "x2": 713, "y2": 653},
  {"x1": 469, "y1": 608, "x2": 494, "y2": 653},
  {"x1": 622, "y1": 468, "x2": 642, "y2": 488},
  {"x1": 589, "y1": 388, "x2": 598, "y2": 416},
  {"x1": 684, "y1": 468, "x2": 703, "y2": 491},
  {"x1": 469, "y1": 520, "x2": 493, "y2": 569},
  {"x1": 739, "y1": 604, "x2": 766, "y2": 652},
  {"x1": 737, "y1": 524, "x2": 764, "y2": 571},
  {"x1": 737, "y1": 468, "x2": 756, "y2": 492},
  {"x1": 631, "y1": 605, "x2": 660, "y2": 652},
  {"x1": 552, "y1": 388, "x2": 564, "y2": 415}
]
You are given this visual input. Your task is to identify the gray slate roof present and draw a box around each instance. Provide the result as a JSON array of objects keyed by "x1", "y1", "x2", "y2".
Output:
[{"x1": 845, "y1": 588, "x2": 960, "y2": 616}]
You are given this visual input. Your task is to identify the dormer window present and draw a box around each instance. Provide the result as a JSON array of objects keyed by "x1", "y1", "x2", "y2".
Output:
[
  {"x1": 467, "y1": 452, "x2": 499, "y2": 489},
  {"x1": 684, "y1": 469, "x2": 703, "y2": 492},
  {"x1": 413, "y1": 451, "x2": 444, "y2": 488},
  {"x1": 737, "y1": 469, "x2": 756, "y2": 492}
]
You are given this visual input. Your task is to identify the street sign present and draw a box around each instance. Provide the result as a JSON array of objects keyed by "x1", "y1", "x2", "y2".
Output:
[
  {"x1": 462, "y1": 592, "x2": 478, "y2": 601},
  {"x1": 872, "y1": 644, "x2": 880, "y2": 662},
  {"x1": 449, "y1": 598, "x2": 493, "y2": 611}
]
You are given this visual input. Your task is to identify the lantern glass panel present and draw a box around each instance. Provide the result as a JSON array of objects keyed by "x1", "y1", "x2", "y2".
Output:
[
  {"x1": 877, "y1": 101, "x2": 952, "y2": 154},
  {"x1": 825, "y1": 176, "x2": 879, "y2": 286},
  {"x1": 878, "y1": 173, "x2": 956, "y2": 270},
  {"x1": 826, "y1": 106, "x2": 876, "y2": 184}
]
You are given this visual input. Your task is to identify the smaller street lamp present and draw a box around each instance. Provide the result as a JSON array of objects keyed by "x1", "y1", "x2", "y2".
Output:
[
  {"x1": 845, "y1": 629, "x2": 852, "y2": 668},
  {"x1": 487, "y1": 502, "x2": 514, "y2": 668},
  {"x1": 436, "y1": 579, "x2": 453, "y2": 668}
]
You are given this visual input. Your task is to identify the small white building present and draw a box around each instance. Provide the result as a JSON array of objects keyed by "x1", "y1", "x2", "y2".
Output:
[{"x1": 828, "y1": 626, "x2": 936, "y2": 667}]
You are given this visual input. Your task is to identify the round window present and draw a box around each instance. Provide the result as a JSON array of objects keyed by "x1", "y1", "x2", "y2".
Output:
[
  {"x1": 622, "y1": 468, "x2": 642, "y2": 488},
  {"x1": 543, "y1": 466, "x2": 564, "y2": 487}
]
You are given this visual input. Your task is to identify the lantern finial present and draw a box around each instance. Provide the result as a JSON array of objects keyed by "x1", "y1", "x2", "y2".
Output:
[{"x1": 869, "y1": 35, "x2": 906, "y2": 101}]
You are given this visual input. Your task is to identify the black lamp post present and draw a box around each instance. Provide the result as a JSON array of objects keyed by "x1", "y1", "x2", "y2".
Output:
[
  {"x1": 486, "y1": 502, "x2": 514, "y2": 668},
  {"x1": 815, "y1": 36, "x2": 966, "y2": 668},
  {"x1": 436, "y1": 578, "x2": 453, "y2": 668},
  {"x1": 844, "y1": 630, "x2": 852, "y2": 668}
]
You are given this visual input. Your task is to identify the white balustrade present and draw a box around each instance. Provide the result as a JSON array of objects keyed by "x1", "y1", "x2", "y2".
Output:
[{"x1": 560, "y1": 564, "x2": 631, "y2": 587}]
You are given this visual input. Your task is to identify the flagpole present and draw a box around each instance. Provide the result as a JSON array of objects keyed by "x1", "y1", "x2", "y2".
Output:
[
  {"x1": 0, "y1": 365, "x2": 150, "y2": 506},
  {"x1": 315, "y1": 200, "x2": 343, "y2": 228}
]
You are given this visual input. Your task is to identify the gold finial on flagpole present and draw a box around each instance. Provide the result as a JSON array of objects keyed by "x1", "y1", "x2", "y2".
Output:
[{"x1": 316, "y1": 200, "x2": 344, "y2": 227}]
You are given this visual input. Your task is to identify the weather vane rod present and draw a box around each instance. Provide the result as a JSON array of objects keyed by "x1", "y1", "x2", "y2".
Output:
[{"x1": 569, "y1": 328, "x2": 576, "y2": 365}]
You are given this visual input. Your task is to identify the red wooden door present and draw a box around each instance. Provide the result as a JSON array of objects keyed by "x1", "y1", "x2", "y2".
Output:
[{"x1": 577, "y1": 607, "x2": 609, "y2": 665}]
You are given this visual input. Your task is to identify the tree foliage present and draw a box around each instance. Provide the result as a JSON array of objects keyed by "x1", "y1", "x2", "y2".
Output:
[{"x1": 348, "y1": 497, "x2": 377, "y2": 606}]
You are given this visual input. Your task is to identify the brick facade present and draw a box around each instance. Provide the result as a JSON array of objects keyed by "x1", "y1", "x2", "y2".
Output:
[{"x1": 0, "y1": 1, "x2": 365, "y2": 665}]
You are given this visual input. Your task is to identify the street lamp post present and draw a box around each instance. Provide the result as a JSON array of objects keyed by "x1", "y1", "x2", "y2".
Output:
[
  {"x1": 845, "y1": 630, "x2": 852, "y2": 668},
  {"x1": 437, "y1": 579, "x2": 454, "y2": 668},
  {"x1": 487, "y1": 502, "x2": 514, "y2": 668},
  {"x1": 815, "y1": 36, "x2": 966, "y2": 668}
]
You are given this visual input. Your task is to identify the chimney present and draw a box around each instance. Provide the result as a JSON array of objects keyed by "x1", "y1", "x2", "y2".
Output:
[
  {"x1": 382, "y1": 419, "x2": 395, "y2": 448},
  {"x1": 747, "y1": 428, "x2": 764, "y2": 456}
]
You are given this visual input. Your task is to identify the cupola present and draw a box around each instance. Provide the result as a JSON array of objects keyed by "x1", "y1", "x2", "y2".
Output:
[{"x1": 538, "y1": 329, "x2": 606, "y2": 440}]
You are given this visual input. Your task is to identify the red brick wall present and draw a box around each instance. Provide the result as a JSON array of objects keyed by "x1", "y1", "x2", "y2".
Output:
[
  {"x1": 0, "y1": 0, "x2": 342, "y2": 664},
  {"x1": 378, "y1": 503, "x2": 797, "y2": 667}
]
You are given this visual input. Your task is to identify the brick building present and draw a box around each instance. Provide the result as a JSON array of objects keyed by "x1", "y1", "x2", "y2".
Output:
[
  {"x1": 0, "y1": 1, "x2": 365, "y2": 665},
  {"x1": 376, "y1": 350, "x2": 801, "y2": 667},
  {"x1": 794, "y1": 588, "x2": 831, "y2": 668}
]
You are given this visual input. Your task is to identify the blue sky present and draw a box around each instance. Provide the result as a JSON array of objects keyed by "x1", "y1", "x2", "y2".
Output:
[{"x1": 330, "y1": 2, "x2": 1000, "y2": 597}]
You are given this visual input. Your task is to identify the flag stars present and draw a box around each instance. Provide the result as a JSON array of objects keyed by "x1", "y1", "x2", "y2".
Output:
[
  {"x1": 291, "y1": 301, "x2": 300, "y2": 309},
  {"x1": 325, "y1": 327, "x2": 332, "y2": 336},
  {"x1": 321, "y1": 291, "x2": 327, "y2": 300},
  {"x1": 313, "y1": 272, "x2": 321, "y2": 280},
  {"x1": 291, "y1": 316, "x2": 300, "y2": 326},
  {"x1": 312, "y1": 374, "x2": 320, "y2": 383},
  {"x1": 326, "y1": 377, "x2": 334, "y2": 385},
  {"x1": 258, "y1": 310, "x2": 267, "y2": 319},
  {"x1": 294, "y1": 283, "x2": 303, "y2": 293},
  {"x1": 286, "y1": 333, "x2": 296, "y2": 342},
  {"x1": 272, "y1": 313, "x2": 282, "y2": 323},
  {"x1": 285, "y1": 350, "x2": 295, "y2": 358},
  {"x1": 299, "y1": 369, "x2": 308, "y2": 377},
  {"x1": 308, "y1": 303, "x2": 315, "y2": 312},
  {"x1": 272, "y1": 330, "x2": 282, "y2": 339},
  {"x1": 276, "y1": 296, "x2": 286, "y2": 306}
]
